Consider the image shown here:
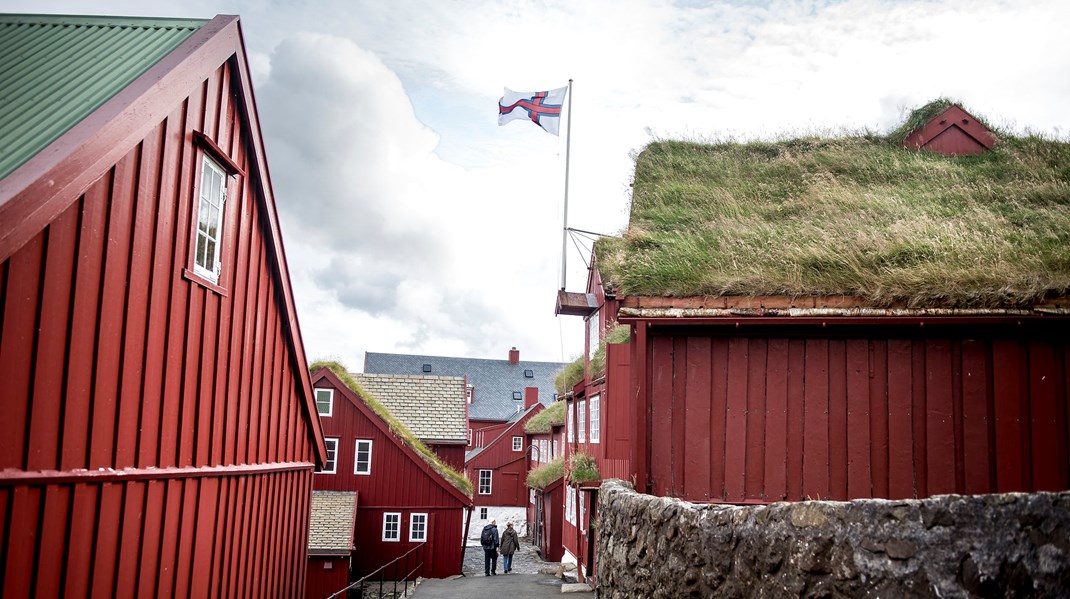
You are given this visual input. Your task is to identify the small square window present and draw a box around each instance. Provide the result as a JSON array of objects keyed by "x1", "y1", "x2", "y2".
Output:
[
  {"x1": 383, "y1": 513, "x2": 401, "y2": 542},
  {"x1": 524, "y1": 369, "x2": 534, "y2": 378},
  {"x1": 512, "y1": 436, "x2": 523, "y2": 452},
  {"x1": 355, "y1": 439, "x2": 373, "y2": 475},
  {"x1": 480, "y1": 507, "x2": 488, "y2": 520},
  {"x1": 512, "y1": 391, "x2": 522, "y2": 400},
  {"x1": 422, "y1": 364, "x2": 432, "y2": 372},
  {"x1": 315, "y1": 388, "x2": 333, "y2": 417},
  {"x1": 409, "y1": 513, "x2": 428, "y2": 542}
]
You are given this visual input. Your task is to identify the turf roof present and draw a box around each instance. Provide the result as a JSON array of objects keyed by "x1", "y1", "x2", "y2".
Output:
[{"x1": 596, "y1": 103, "x2": 1070, "y2": 308}]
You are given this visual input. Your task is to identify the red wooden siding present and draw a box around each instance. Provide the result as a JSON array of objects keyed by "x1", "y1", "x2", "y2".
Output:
[
  {"x1": 306, "y1": 557, "x2": 350, "y2": 599},
  {"x1": 467, "y1": 408, "x2": 541, "y2": 507},
  {"x1": 641, "y1": 323, "x2": 1070, "y2": 502},
  {"x1": 313, "y1": 373, "x2": 470, "y2": 579},
  {"x1": 0, "y1": 37, "x2": 320, "y2": 598}
]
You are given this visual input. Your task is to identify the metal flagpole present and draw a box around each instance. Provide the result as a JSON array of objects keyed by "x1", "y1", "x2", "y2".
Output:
[{"x1": 561, "y1": 78, "x2": 573, "y2": 291}]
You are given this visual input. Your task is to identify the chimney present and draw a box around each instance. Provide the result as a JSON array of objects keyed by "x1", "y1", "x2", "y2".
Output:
[
  {"x1": 508, "y1": 347, "x2": 520, "y2": 365},
  {"x1": 524, "y1": 387, "x2": 539, "y2": 410}
]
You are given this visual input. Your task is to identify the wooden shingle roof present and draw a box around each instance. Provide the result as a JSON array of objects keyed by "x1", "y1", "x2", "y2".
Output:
[
  {"x1": 353, "y1": 374, "x2": 467, "y2": 444},
  {"x1": 308, "y1": 491, "x2": 357, "y2": 556}
]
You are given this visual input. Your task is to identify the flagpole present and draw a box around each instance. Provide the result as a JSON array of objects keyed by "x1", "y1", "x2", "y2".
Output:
[{"x1": 560, "y1": 78, "x2": 573, "y2": 291}]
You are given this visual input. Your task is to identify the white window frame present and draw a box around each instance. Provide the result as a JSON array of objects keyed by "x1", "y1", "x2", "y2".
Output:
[
  {"x1": 382, "y1": 513, "x2": 401, "y2": 542},
  {"x1": 409, "y1": 513, "x2": 428, "y2": 542},
  {"x1": 566, "y1": 486, "x2": 575, "y2": 524},
  {"x1": 530, "y1": 488, "x2": 536, "y2": 504},
  {"x1": 480, "y1": 507, "x2": 488, "y2": 520},
  {"x1": 589, "y1": 394, "x2": 600, "y2": 444},
  {"x1": 567, "y1": 404, "x2": 575, "y2": 442},
  {"x1": 315, "y1": 388, "x2": 334, "y2": 417},
  {"x1": 467, "y1": 428, "x2": 473, "y2": 446},
  {"x1": 354, "y1": 439, "x2": 373, "y2": 475},
  {"x1": 579, "y1": 491, "x2": 586, "y2": 532},
  {"x1": 317, "y1": 438, "x2": 338, "y2": 474},
  {"x1": 577, "y1": 400, "x2": 586, "y2": 444},
  {"x1": 478, "y1": 469, "x2": 492, "y2": 495},
  {"x1": 542, "y1": 439, "x2": 549, "y2": 461},
  {"x1": 193, "y1": 154, "x2": 228, "y2": 283},
  {"x1": 512, "y1": 436, "x2": 523, "y2": 452},
  {"x1": 466, "y1": 385, "x2": 473, "y2": 404},
  {"x1": 587, "y1": 314, "x2": 600, "y2": 361},
  {"x1": 553, "y1": 438, "x2": 560, "y2": 458}
]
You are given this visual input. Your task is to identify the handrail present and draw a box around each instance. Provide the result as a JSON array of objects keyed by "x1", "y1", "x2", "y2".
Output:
[{"x1": 326, "y1": 543, "x2": 425, "y2": 599}]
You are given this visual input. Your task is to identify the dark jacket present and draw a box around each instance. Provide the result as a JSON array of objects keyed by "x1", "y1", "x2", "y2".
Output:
[
  {"x1": 499, "y1": 527, "x2": 520, "y2": 556},
  {"x1": 481, "y1": 524, "x2": 499, "y2": 550}
]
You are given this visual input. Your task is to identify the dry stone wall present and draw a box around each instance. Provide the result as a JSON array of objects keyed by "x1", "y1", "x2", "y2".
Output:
[{"x1": 597, "y1": 479, "x2": 1070, "y2": 598}]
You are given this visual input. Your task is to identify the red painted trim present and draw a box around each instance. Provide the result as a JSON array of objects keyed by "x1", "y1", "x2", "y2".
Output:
[
  {"x1": 620, "y1": 315, "x2": 1060, "y2": 328},
  {"x1": 193, "y1": 130, "x2": 246, "y2": 176},
  {"x1": 182, "y1": 267, "x2": 230, "y2": 296},
  {"x1": 0, "y1": 462, "x2": 313, "y2": 486}
]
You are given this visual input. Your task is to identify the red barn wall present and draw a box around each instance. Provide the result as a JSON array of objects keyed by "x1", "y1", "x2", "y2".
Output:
[
  {"x1": 467, "y1": 411, "x2": 540, "y2": 507},
  {"x1": 428, "y1": 443, "x2": 465, "y2": 472},
  {"x1": 0, "y1": 57, "x2": 317, "y2": 598},
  {"x1": 639, "y1": 321, "x2": 1070, "y2": 503},
  {"x1": 305, "y1": 556, "x2": 350, "y2": 599},
  {"x1": 314, "y1": 377, "x2": 468, "y2": 579}
]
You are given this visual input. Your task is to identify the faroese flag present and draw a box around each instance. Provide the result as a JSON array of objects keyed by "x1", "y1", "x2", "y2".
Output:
[{"x1": 498, "y1": 86, "x2": 568, "y2": 136}]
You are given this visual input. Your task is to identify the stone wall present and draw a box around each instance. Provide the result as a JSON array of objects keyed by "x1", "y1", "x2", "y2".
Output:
[{"x1": 597, "y1": 480, "x2": 1070, "y2": 598}]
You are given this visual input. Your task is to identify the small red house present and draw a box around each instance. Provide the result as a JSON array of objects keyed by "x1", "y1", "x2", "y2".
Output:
[
  {"x1": 464, "y1": 388, "x2": 544, "y2": 537},
  {"x1": 0, "y1": 14, "x2": 326, "y2": 598},
  {"x1": 310, "y1": 365, "x2": 473, "y2": 581},
  {"x1": 353, "y1": 373, "x2": 468, "y2": 471},
  {"x1": 306, "y1": 491, "x2": 357, "y2": 599}
]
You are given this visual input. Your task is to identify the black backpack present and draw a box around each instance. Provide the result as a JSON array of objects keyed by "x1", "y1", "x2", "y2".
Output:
[{"x1": 480, "y1": 526, "x2": 494, "y2": 547}]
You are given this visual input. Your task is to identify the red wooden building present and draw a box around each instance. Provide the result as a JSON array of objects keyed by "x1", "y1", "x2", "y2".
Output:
[
  {"x1": 310, "y1": 366, "x2": 473, "y2": 582},
  {"x1": 464, "y1": 388, "x2": 544, "y2": 537},
  {"x1": 556, "y1": 100, "x2": 1070, "y2": 584},
  {"x1": 0, "y1": 13, "x2": 327, "y2": 598},
  {"x1": 306, "y1": 491, "x2": 357, "y2": 599}
]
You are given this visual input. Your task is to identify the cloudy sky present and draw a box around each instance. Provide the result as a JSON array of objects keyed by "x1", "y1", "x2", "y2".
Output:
[{"x1": 6, "y1": 0, "x2": 1069, "y2": 368}]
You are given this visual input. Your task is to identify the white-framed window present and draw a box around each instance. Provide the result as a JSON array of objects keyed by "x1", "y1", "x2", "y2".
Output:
[
  {"x1": 354, "y1": 439, "x2": 373, "y2": 475},
  {"x1": 478, "y1": 469, "x2": 492, "y2": 495},
  {"x1": 382, "y1": 513, "x2": 401, "y2": 542},
  {"x1": 589, "y1": 394, "x2": 600, "y2": 444},
  {"x1": 566, "y1": 486, "x2": 575, "y2": 524},
  {"x1": 512, "y1": 436, "x2": 523, "y2": 452},
  {"x1": 466, "y1": 385, "x2": 473, "y2": 404},
  {"x1": 467, "y1": 428, "x2": 473, "y2": 446},
  {"x1": 553, "y1": 438, "x2": 560, "y2": 458},
  {"x1": 316, "y1": 438, "x2": 338, "y2": 474},
  {"x1": 541, "y1": 439, "x2": 549, "y2": 460},
  {"x1": 480, "y1": 507, "x2": 488, "y2": 520},
  {"x1": 579, "y1": 491, "x2": 586, "y2": 532},
  {"x1": 409, "y1": 513, "x2": 428, "y2": 542},
  {"x1": 315, "y1": 388, "x2": 334, "y2": 417},
  {"x1": 530, "y1": 489, "x2": 535, "y2": 504},
  {"x1": 193, "y1": 154, "x2": 228, "y2": 283},
  {"x1": 577, "y1": 400, "x2": 586, "y2": 443},
  {"x1": 587, "y1": 313, "x2": 600, "y2": 361},
  {"x1": 567, "y1": 403, "x2": 574, "y2": 442}
]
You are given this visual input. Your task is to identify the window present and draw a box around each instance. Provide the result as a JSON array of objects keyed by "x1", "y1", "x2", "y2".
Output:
[
  {"x1": 316, "y1": 438, "x2": 338, "y2": 474},
  {"x1": 577, "y1": 400, "x2": 586, "y2": 443},
  {"x1": 409, "y1": 513, "x2": 428, "y2": 542},
  {"x1": 541, "y1": 439, "x2": 549, "y2": 461},
  {"x1": 422, "y1": 364, "x2": 432, "y2": 372},
  {"x1": 512, "y1": 436, "x2": 523, "y2": 452},
  {"x1": 193, "y1": 155, "x2": 228, "y2": 283},
  {"x1": 466, "y1": 385, "x2": 473, "y2": 404},
  {"x1": 315, "y1": 388, "x2": 334, "y2": 417},
  {"x1": 480, "y1": 507, "x2": 488, "y2": 520},
  {"x1": 579, "y1": 492, "x2": 586, "y2": 532},
  {"x1": 478, "y1": 469, "x2": 492, "y2": 495},
  {"x1": 587, "y1": 314, "x2": 600, "y2": 361},
  {"x1": 530, "y1": 489, "x2": 536, "y2": 504},
  {"x1": 512, "y1": 391, "x2": 522, "y2": 400},
  {"x1": 553, "y1": 438, "x2": 560, "y2": 458},
  {"x1": 354, "y1": 440, "x2": 373, "y2": 475},
  {"x1": 589, "y1": 394, "x2": 600, "y2": 443},
  {"x1": 467, "y1": 428, "x2": 473, "y2": 446},
  {"x1": 567, "y1": 404, "x2": 574, "y2": 442},
  {"x1": 382, "y1": 513, "x2": 401, "y2": 542},
  {"x1": 566, "y1": 486, "x2": 575, "y2": 524},
  {"x1": 524, "y1": 369, "x2": 534, "y2": 378}
]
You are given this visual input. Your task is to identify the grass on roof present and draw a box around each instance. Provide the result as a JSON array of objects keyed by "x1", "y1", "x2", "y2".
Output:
[
  {"x1": 554, "y1": 356, "x2": 584, "y2": 396},
  {"x1": 554, "y1": 325, "x2": 632, "y2": 395},
  {"x1": 525, "y1": 400, "x2": 566, "y2": 434},
  {"x1": 527, "y1": 456, "x2": 564, "y2": 489},
  {"x1": 570, "y1": 452, "x2": 600, "y2": 485},
  {"x1": 596, "y1": 102, "x2": 1070, "y2": 307},
  {"x1": 310, "y1": 360, "x2": 473, "y2": 497}
]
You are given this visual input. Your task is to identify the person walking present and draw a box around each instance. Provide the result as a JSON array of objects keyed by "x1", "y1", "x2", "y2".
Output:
[
  {"x1": 480, "y1": 519, "x2": 500, "y2": 576},
  {"x1": 499, "y1": 521, "x2": 520, "y2": 573}
]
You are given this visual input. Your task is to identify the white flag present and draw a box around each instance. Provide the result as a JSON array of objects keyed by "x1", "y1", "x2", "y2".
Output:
[{"x1": 498, "y1": 86, "x2": 568, "y2": 136}]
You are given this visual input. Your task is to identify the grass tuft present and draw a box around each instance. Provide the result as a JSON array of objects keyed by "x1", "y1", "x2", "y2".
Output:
[
  {"x1": 555, "y1": 356, "x2": 584, "y2": 396},
  {"x1": 527, "y1": 456, "x2": 564, "y2": 489},
  {"x1": 310, "y1": 360, "x2": 473, "y2": 497},
  {"x1": 597, "y1": 102, "x2": 1070, "y2": 307},
  {"x1": 570, "y1": 452, "x2": 600, "y2": 485},
  {"x1": 525, "y1": 400, "x2": 566, "y2": 434}
]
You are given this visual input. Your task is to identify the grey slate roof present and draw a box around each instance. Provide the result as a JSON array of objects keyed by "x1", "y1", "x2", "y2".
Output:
[
  {"x1": 353, "y1": 374, "x2": 467, "y2": 444},
  {"x1": 364, "y1": 351, "x2": 568, "y2": 422},
  {"x1": 308, "y1": 491, "x2": 357, "y2": 555}
]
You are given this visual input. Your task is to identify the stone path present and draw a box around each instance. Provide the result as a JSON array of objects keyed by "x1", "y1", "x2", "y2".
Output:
[{"x1": 461, "y1": 538, "x2": 545, "y2": 576}]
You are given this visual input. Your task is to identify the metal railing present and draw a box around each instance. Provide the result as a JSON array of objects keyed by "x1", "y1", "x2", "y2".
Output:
[{"x1": 327, "y1": 543, "x2": 425, "y2": 599}]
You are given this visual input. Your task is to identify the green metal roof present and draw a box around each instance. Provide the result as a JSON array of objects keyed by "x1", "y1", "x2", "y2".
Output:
[{"x1": 0, "y1": 14, "x2": 208, "y2": 180}]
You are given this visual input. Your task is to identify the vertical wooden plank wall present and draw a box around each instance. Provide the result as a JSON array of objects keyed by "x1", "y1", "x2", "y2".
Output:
[
  {"x1": 0, "y1": 60, "x2": 316, "y2": 598},
  {"x1": 646, "y1": 327, "x2": 1070, "y2": 502}
]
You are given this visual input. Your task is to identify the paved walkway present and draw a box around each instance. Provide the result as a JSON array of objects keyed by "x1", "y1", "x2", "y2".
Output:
[{"x1": 412, "y1": 540, "x2": 581, "y2": 598}]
